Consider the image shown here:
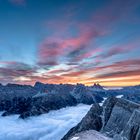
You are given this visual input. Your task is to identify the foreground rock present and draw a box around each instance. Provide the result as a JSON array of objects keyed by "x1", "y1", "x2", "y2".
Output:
[
  {"x1": 62, "y1": 97, "x2": 140, "y2": 140},
  {"x1": 102, "y1": 98, "x2": 140, "y2": 137},
  {"x1": 69, "y1": 130, "x2": 112, "y2": 140},
  {"x1": 62, "y1": 104, "x2": 103, "y2": 140},
  {"x1": 114, "y1": 109, "x2": 140, "y2": 140}
]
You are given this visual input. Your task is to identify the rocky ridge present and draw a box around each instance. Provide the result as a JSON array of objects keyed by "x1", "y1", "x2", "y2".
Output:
[{"x1": 62, "y1": 97, "x2": 140, "y2": 140}]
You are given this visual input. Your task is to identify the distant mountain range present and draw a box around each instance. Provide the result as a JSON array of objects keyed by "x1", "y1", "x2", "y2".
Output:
[
  {"x1": 0, "y1": 82, "x2": 104, "y2": 118},
  {"x1": 0, "y1": 82, "x2": 140, "y2": 118}
]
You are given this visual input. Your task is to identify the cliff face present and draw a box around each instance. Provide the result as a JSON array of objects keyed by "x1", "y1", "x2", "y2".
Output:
[
  {"x1": 114, "y1": 109, "x2": 140, "y2": 140},
  {"x1": 62, "y1": 104, "x2": 103, "y2": 140},
  {"x1": 102, "y1": 98, "x2": 140, "y2": 137},
  {"x1": 62, "y1": 97, "x2": 140, "y2": 140},
  {"x1": 121, "y1": 110, "x2": 140, "y2": 140}
]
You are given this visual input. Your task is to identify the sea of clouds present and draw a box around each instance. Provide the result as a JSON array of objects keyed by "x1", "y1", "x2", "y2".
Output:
[{"x1": 0, "y1": 104, "x2": 91, "y2": 140}]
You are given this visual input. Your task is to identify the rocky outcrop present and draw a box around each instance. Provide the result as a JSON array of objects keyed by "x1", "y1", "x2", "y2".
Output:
[
  {"x1": 102, "y1": 98, "x2": 140, "y2": 137},
  {"x1": 62, "y1": 97, "x2": 140, "y2": 140},
  {"x1": 122, "y1": 109, "x2": 140, "y2": 140},
  {"x1": 114, "y1": 109, "x2": 140, "y2": 140},
  {"x1": 102, "y1": 96, "x2": 118, "y2": 127},
  {"x1": 62, "y1": 104, "x2": 103, "y2": 140},
  {"x1": 91, "y1": 83, "x2": 104, "y2": 90}
]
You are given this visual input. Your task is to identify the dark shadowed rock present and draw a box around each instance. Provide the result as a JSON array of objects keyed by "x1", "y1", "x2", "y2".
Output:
[
  {"x1": 0, "y1": 83, "x2": 37, "y2": 113},
  {"x1": 2, "y1": 97, "x2": 32, "y2": 116},
  {"x1": 102, "y1": 96, "x2": 118, "y2": 127},
  {"x1": 62, "y1": 104, "x2": 103, "y2": 140},
  {"x1": 19, "y1": 92, "x2": 77, "y2": 119}
]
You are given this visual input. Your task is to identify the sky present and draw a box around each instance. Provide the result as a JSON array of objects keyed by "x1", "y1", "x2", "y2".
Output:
[{"x1": 0, "y1": 0, "x2": 140, "y2": 87}]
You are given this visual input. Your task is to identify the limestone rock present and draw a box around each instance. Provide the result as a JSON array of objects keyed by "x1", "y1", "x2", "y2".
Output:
[{"x1": 62, "y1": 104, "x2": 103, "y2": 140}]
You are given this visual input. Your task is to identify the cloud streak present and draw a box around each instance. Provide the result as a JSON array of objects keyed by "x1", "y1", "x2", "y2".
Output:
[
  {"x1": 38, "y1": 27, "x2": 104, "y2": 66},
  {"x1": 1, "y1": 0, "x2": 140, "y2": 86}
]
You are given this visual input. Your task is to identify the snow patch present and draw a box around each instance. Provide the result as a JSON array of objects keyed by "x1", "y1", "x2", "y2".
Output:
[
  {"x1": 71, "y1": 130, "x2": 112, "y2": 140},
  {"x1": 99, "y1": 97, "x2": 107, "y2": 106},
  {"x1": 70, "y1": 136, "x2": 80, "y2": 140},
  {"x1": 116, "y1": 95, "x2": 123, "y2": 98}
]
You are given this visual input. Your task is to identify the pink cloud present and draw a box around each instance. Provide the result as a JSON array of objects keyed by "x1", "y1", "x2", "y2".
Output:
[
  {"x1": 38, "y1": 0, "x2": 139, "y2": 68},
  {"x1": 0, "y1": 61, "x2": 17, "y2": 65},
  {"x1": 38, "y1": 23, "x2": 105, "y2": 66},
  {"x1": 97, "y1": 39, "x2": 140, "y2": 60}
]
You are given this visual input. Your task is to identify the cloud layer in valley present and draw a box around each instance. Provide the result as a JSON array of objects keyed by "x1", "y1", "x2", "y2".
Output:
[{"x1": 0, "y1": 104, "x2": 91, "y2": 140}]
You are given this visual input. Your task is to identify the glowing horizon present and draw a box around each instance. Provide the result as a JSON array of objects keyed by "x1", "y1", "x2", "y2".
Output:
[{"x1": 0, "y1": 0, "x2": 140, "y2": 87}]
